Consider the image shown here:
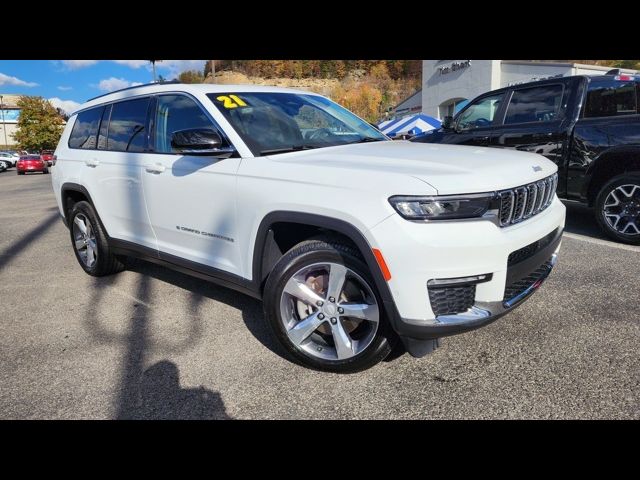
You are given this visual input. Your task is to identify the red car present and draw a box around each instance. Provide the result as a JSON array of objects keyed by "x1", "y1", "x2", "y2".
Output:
[
  {"x1": 41, "y1": 150, "x2": 56, "y2": 166},
  {"x1": 17, "y1": 155, "x2": 49, "y2": 175}
]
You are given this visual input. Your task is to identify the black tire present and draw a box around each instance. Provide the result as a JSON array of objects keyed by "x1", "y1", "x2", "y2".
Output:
[
  {"x1": 263, "y1": 238, "x2": 396, "y2": 373},
  {"x1": 68, "y1": 200, "x2": 124, "y2": 276},
  {"x1": 43, "y1": 168, "x2": 49, "y2": 174},
  {"x1": 595, "y1": 173, "x2": 640, "y2": 245},
  {"x1": 17, "y1": 171, "x2": 24, "y2": 175}
]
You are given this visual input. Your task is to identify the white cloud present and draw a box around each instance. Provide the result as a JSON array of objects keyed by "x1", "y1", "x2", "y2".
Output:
[
  {"x1": 156, "y1": 60, "x2": 206, "y2": 77},
  {"x1": 61, "y1": 60, "x2": 99, "y2": 70},
  {"x1": 0, "y1": 72, "x2": 38, "y2": 87},
  {"x1": 49, "y1": 97, "x2": 82, "y2": 115},
  {"x1": 57, "y1": 86, "x2": 73, "y2": 91},
  {"x1": 112, "y1": 60, "x2": 149, "y2": 69},
  {"x1": 97, "y1": 77, "x2": 143, "y2": 92}
]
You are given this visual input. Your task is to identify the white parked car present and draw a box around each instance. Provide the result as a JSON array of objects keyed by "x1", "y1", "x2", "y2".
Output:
[
  {"x1": 0, "y1": 151, "x2": 19, "y2": 168},
  {"x1": 51, "y1": 83, "x2": 565, "y2": 372}
]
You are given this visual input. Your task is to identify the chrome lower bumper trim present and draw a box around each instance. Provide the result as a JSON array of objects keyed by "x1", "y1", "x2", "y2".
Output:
[{"x1": 435, "y1": 253, "x2": 558, "y2": 326}]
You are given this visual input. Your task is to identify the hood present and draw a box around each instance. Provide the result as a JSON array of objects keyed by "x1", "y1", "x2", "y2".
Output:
[{"x1": 271, "y1": 141, "x2": 558, "y2": 195}]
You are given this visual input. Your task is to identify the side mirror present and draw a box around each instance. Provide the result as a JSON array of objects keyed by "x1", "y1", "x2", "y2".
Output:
[
  {"x1": 171, "y1": 128, "x2": 235, "y2": 157},
  {"x1": 442, "y1": 115, "x2": 454, "y2": 130}
]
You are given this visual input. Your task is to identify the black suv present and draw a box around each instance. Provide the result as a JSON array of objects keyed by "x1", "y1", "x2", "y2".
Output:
[{"x1": 413, "y1": 72, "x2": 640, "y2": 244}]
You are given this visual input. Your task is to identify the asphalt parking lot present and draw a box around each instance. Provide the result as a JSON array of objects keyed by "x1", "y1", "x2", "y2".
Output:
[{"x1": 1, "y1": 170, "x2": 638, "y2": 419}]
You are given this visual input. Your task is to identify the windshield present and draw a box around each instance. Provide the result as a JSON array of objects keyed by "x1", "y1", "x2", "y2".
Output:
[{"x1": 207, "y1": 92, "x2": 388, "y2": 156}]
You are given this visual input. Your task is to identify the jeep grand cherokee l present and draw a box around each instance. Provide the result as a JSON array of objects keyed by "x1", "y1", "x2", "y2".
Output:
[{"x1": 52, "y1": 83, "x2": 565, "y2": 372}]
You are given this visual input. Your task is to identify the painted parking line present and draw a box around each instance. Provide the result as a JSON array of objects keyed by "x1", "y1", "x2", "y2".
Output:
[{"x1": 563, "y1": 231, "x2": 640, "y2": 253}]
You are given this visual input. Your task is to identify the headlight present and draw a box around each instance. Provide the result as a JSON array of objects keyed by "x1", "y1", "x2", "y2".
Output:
[{"x1": 389, "y1": 193, "x2": 495, "y2": 220}]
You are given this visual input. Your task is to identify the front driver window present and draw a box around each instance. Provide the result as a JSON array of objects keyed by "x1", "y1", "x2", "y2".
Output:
[
  {"x1": 456, "y1": 93, "x2": 504, "y2": 130},
  {"x1": 154, "y1": 95, "x2": 218, "y2": 154}
]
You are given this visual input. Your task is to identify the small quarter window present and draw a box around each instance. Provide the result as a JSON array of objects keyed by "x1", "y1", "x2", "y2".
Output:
[{"x1": 69, "y1": 107, "x2": 103, "y2": 149}]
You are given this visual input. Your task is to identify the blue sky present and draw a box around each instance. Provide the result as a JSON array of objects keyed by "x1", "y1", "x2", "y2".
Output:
[{"x1": 0, "y1": 60, "x2": 206, "y2": 114}]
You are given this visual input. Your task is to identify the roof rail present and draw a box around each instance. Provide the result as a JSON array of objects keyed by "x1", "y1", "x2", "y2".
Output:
[{"x1": 86, "y1": 80, "x2": 182, "y2": 102}]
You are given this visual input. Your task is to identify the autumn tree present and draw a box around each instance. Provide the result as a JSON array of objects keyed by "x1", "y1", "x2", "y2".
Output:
[
  {"x1": 178, "y1": 70, "x2": 205, "y2": 83},
  {"x1": 14, "y1": 96, "x2": 65, "y2": 152}
]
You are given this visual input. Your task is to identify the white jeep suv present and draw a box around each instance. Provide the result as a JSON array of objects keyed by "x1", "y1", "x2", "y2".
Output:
[{"x1": 52, "y1": 83, "x2": 565, "y2": 372}]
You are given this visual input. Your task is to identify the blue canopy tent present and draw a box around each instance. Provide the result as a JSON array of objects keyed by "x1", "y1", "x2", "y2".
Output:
[{"x1": 378, "y1": 113, "x2": 441, "y2": 138}]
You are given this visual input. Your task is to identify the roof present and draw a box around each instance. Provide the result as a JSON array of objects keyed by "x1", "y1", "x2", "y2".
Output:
[
  {"x1": 79, "y1": 83, "x2": 321, "y2": 113},
  {"x1": 501, "y1": 60, "x2": 639, "y2": 74}
]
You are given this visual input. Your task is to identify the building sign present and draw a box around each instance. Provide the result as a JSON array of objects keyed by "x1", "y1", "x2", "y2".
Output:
[
  {"x1": 0, "y1": 109, "x2": 20, "y2": 123},
  {"x1": 438, "y1": 60, "x2": 471, "y2": 75}
]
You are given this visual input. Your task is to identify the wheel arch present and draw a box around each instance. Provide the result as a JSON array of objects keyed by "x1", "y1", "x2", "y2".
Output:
[
  {"x1": 252, "y1": 212, "x2": 398, "y2": 318},
  {"x1": 585, "y1": 146, "x2": 640, "y2": 205},
  {"x1": 61, "y1": 183, "x2": 102, "y2": 229}
]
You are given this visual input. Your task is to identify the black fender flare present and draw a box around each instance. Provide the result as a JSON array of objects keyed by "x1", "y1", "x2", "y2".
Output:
[
  {"x1": 252, "y1": 211, "x2": 402, "y2": 328},
  {"x1": 60, "y1": 182, "x2": 102, "y2": 226},
  {"x1": 584, "y1": 145, "x2": 640, "y2": 200}
]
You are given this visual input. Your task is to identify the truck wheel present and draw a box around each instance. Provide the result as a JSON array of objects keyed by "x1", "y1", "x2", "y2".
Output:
[
  {"x1": 69, "y1": 200, "x2": 124, "y2": 276},
  {"x1": 263, "y1": 238, "x2": 395, "y2": 373},
  {"x1": 595, "y1": 173, "x2": 640, "y2": 245}
]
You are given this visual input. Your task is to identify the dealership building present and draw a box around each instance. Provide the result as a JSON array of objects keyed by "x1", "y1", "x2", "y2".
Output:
[
  {"x1": 0, "y1": 94, "x2": 23, "y2": 148},
  {"x1": 422, "y1": 60, "x2": 639, "y2": 120}
]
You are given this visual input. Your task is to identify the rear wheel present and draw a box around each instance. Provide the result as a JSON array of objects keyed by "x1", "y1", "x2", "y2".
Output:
[
  {"x1": 43, "y1": 168, "x2": 49, "y2": 174},
  {"x1": 595, "y1": 173, "x2": 640, "y2": 245},
  {"x1": 263, "y1": 238, "x2": 395, "y2": 373},
  {"x1": 69, "y1": 201, "x2": 124, "y2": 276}
]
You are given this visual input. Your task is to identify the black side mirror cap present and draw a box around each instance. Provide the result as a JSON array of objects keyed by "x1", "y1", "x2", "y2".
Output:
[
  {"x1": 171, "y1": 128, "x2": 235, "y2": 157},
  {"x1": 442, "y1": 115, "x2": 454, "y2": 130}
]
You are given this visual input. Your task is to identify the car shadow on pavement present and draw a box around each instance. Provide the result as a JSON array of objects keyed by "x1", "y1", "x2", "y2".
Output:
[
  {"x1": 124, "y1": 257, "x2": 290, "y2": 361},
  {"x1": 86, "y1": 270, "x2": 231, "y2": 420},
  {"x1": 562, "y1": 201, "x2": 610, "y2": 241}
]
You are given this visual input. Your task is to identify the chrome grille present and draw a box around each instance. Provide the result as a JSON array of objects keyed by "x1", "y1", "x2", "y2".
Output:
[{"x1": 498, "y1": 173, "x2": 558, "y2": 227}]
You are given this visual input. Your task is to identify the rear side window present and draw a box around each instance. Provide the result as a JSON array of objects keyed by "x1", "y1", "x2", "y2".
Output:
[
  {"x1": 584, "y1": 80, "x2": 638, "y2": 117},
  {"x1": 107, "y1": 98, "x2": 150, "y2": 152},
  {"x1": 504, "y1": 85, "x2": 564, "y2": 124},
  {"x1": 68, "y1": 107, "x2": 104, "y2": 149}
]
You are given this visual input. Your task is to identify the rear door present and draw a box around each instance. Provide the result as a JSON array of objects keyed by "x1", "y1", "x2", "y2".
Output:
[
  {"x1": 489, "y1": 81, "x2": 572, "y2": 197},
  {"x1": 73, "y1": 98, "x2": 157, "y2": 249}
]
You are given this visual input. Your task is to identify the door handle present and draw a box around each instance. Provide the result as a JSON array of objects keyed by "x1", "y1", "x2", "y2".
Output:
[
  {"x1": 84, "y1": 158, "x2": 100, "y2": 167},
  {"x1": 144, "y1": 163, "x2": 166, "y2": 174}
]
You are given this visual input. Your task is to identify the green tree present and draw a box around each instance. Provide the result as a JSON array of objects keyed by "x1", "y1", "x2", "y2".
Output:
[
  {"x1": 14, "y1": 96, "x2": 65, "y2": 152},
  {"x1": 178, "y1": 70, "x2": 204, "y2": 83}
]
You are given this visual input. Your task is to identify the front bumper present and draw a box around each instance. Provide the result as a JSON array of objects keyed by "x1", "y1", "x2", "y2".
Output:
[{"x1": 368, "y1": 197, "x2": 565, "y2": 343}]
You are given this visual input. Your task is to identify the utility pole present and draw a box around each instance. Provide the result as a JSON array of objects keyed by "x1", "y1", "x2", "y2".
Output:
[
  {"x1": 210, "y1": 60, "x2": 215, "y2": 83},
  {"x1": 0, "y1": 95, "x2": 7, "y2": 148},
  {"x1": 150, "y1": 60, "x2": 157, "y2": 82}
]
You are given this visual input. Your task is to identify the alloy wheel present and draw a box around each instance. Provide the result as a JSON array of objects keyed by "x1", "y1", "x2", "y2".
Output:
[
  {"x1": 279, "y1": 262, "x2": 379, "y2": 361},
  {"x1": 603, "y1": 184, "x2": 640, "y2": 236},
  {"x1": 73, "y1": 213, "x2": 98, "y2": 267}
]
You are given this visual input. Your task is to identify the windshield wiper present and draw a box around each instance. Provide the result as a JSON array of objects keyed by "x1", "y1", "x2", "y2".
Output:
[
  {"x1": 347, "y1": 137, "x2": 385, "y2": 144},
  {"x1": 260, "y1": 145, "x2": 318, "y2": 155}
]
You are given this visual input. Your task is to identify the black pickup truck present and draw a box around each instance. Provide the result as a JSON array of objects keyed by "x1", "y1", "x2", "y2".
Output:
[{"x1": 412, "y1": 72, "x2": 640, "y2": 244}]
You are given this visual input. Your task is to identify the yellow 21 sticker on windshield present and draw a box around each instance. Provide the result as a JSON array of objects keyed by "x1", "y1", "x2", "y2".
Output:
[{"x1": 217, "y1": 94, "x2": 247, "y2": 109}]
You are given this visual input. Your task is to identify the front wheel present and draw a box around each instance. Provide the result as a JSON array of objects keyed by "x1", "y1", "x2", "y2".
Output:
[
  {"x1": 595, "y1": 173, "x2": 640, "y2": 245},
  {"x1": 263, "y1": 238, "x2": 395, "y2": 373}
]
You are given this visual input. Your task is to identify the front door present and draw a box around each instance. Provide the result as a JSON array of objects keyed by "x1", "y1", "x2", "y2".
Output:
[
  {"x1": 447, "y1": 92, "x2": 506, "y2": 147},
  {"x1": 141, "y1": 94, "x2": 242, "y2": 276}
]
